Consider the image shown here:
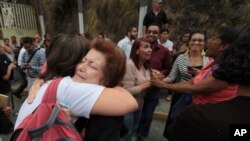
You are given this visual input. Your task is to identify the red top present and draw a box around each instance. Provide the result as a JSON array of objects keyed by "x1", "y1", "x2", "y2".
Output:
[
  {"x1": 150, "y1": 43, "x2": 172, "y2": 76},
  {"x1": 41, "y1": 62, "x2": 47, "y2": 74},
  {"x1": 192, "y1": 60, "x2": 238, "y2": 105}
]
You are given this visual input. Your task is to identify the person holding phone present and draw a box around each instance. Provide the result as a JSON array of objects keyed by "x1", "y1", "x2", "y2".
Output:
[
  {"x1": 159, "y1": 29, "x2": 209, "y2": 131},
  {"x1": 151, "y1": 27, "x2": 240, "y2": 138},
  {"x1": 166, "y1": 24, "x2": 250, "y2": 141}
]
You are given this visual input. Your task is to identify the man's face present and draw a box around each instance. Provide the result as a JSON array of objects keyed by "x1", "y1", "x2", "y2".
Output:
[
  {"x1": 45, "y1": 34, "x2": 51, "y2": 42},
  {"x1": 24, "y1": 43, "x2": 35, "y2": 54},
  {"x1": 34, "y1": 35, "x2": 41, "y2": 43},
  {"x1": 4, "y1": 39, "x2": 10, "y2": 46},
  {"x1": 11, "y1": 36, "x2": 16, "y2": 43},
  {"x1": 152, "y1": 2, "x2": 161, "y2": 11},
  {"x1": 160, "y1": 31, "x2": 169, "y2": 42},
  {"x1": 146, "y1": 25, "x2": 160, "y2": 44},
  {"x1": 129, "y1": 27, "x2": 138, "y2": 40}
]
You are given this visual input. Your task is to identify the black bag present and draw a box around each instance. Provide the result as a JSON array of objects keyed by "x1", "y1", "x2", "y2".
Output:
[
  {"x1": 11, "y1": 66, "x2": 27, "y2": 98},
  {"x1": 0, "y1": 108, "x2": 14, "y2": 134}
]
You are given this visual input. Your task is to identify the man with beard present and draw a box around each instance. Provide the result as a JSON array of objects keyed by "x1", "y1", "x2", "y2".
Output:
[{"x1": 118, "y1": 25, "x2": 138, "y2": 59}]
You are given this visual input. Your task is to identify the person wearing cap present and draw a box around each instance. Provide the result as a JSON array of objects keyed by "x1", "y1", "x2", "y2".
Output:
[{"x1": 143, "y1": 0, "x2": 169, "y2": 35}]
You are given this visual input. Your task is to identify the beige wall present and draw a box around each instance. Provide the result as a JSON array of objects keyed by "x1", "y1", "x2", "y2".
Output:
[{"x1": 0, "y1": 28, "x2": 38, "y2": 44}]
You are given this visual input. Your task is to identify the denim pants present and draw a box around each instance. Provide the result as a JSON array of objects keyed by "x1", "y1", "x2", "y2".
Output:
[
  {"x1": 121, "y1": 110, "x2": 142, "y2": 141},
  {"x1": 137, "y1": 87, "x2": 160, "y2": 137}
]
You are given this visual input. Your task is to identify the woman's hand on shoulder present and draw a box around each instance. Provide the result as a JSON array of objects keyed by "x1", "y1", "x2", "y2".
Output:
[{"x1": 27, "y1": 79, "x2": 44, "y2": 104}]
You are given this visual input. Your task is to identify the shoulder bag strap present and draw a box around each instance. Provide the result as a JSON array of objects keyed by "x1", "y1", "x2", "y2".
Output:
[{"x1": 27, "y1": 47, "x2": 41, "y2": 63}]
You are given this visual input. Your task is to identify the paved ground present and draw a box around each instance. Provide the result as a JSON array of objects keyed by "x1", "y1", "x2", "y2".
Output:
[{"x1": 0, "y1": 89, "x2": 170, "y2": 141}]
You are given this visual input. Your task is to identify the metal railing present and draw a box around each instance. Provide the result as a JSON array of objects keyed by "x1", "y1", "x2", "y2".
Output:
[{"x1": 0, "y1": 1, "x2": 36, "y2": 29}]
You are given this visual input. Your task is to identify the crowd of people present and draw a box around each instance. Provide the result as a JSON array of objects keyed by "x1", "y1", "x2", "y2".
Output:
[{"x1": 1, "y1": 0, "x2": 250, "y2": 141}]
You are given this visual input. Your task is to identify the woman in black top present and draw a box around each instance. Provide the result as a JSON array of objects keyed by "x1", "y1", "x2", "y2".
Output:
[{"x1": 0, "y1": 51, "x2": 16, "y2": 95}]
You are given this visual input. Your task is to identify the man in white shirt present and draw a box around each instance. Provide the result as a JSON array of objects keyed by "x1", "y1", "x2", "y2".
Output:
[
  {"x1": 158, "y1": 28, "x2": 173, "y2": 56},
  {"x1": 34, "y1": 34, "x2": 43, "y2": 47},
  {"x1": 117, "y1": 25, "x2": 138, "y2": 59}
]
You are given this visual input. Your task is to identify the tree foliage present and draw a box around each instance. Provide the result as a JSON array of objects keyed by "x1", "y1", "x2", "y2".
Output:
[{"x1": 40, "y1": 0, "x2": 250, "y2": 41}]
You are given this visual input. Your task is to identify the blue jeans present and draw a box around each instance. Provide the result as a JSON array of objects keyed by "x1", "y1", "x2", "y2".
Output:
[
  {"x1": 137, "y1": 87, "x2": 160, "y2": 137},
  {"x1": 121, "y1": 110, "x2": 142, "y2": 141}
]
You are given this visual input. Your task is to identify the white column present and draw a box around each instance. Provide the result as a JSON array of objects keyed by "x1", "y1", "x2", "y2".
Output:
[
  {"x1": 38, "y1": 15, "x2": 45, "y2": 38},
  {"x1": 138, "y1": 0, "x2": 148, "y2": 38},
  {"x1": 78, "y1": 0, "x2": 84, "y2": 34},
  {"x1": 78, "y1": 13, "x2": 84, "y2": 34}
]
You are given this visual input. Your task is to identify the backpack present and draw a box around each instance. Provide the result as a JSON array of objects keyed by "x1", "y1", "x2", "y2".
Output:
[{"x1": 10, "y1": 78, "x2": 83, "y2": 141}]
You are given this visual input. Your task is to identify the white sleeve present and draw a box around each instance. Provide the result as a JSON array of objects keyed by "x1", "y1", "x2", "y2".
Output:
[
  {"x1": 168, "y1": 41, "x2": 174, "y2": 51},
  {"x1": 169, "y1": 42, "x2": 173, "y2": 51},
  {"x1": 117, "y1": 40, "x2": 124, "y2": 49},
  {"x1": 57, "y1": 78, "x2": 104, "y2": 118},
  {"x1": 18, "y1": 47, "x2": 26, "y2": 66}
]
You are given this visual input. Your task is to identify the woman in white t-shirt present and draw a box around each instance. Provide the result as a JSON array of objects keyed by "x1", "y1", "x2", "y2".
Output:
[{"x1": 15, "y1": 35, "x2": 138, "y2": 129}]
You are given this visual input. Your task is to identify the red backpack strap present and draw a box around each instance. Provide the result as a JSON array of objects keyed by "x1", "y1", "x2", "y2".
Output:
[{"x1": 41, "y1": 77, "x2": 63, "y2": 103}]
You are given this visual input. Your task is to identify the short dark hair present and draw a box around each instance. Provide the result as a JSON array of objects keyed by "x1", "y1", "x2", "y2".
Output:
[
  {"x1": 44, "y1": 33, "x2": 51, "y2": 38},
  {"x1": 22, "y1": 37, "x2": 34, "y2": 44},
  {"x1": 3, "y1": 38, "x2": 9, "y2": 42},
  {"x1": 213, "y1": 25, "x2": 249, "y2": 85},
  {"x1": 40, "y1": 34, "x2": 90, "y2": 81},
  {"x1": 189, "y1": 29, "x2": 207, "y2": 41},
  {"x1": 160, "y1": 28, "x2": 169, "y2": 34},
  {"x1": 147, "y1": 23, "x2": 161, "y2": 32},
  {"x1": 126, "y1": 25, "x2": 137, "y2": 35},
  {"x1": 91, "y1": 39, "x2": 126, "y2": 87},
  {"x1": 130, "y1": 37, "x2": 151, "y2": 70}
]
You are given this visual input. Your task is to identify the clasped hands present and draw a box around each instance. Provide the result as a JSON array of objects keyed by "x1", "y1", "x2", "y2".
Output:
[{"x1": 150, "y1": 69, "x2": 167, "y2": 88}]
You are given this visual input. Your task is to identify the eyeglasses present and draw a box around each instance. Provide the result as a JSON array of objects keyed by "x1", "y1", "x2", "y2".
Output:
[
  {"x1": 146, "y1": 30, "x2": 159, "y2": 35},
  {"x1": 190, "y1": 39, "x2": 204, "y2": 43}
]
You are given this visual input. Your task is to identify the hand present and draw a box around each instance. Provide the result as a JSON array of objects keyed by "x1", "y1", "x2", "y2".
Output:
[
  {"x1": 140, "y1": 82, "x2": 151, "y2": 91},
  {"x1": 24, "y1": 63, "x2": 32, "y2": 69},
  {"x1": 27, "y1": 79, "x2": 44, "y2": 104},
  {"x1": 150, "y1": 78, "x2": 166, "y2": 88},
  {"x1": 9, "y1": 62, "x2": 17, "y2": 70},
  {"x1": 187, "y1": 67, "x2": 200, "y2": 76},
  {"x1": 151, "y1": 69, "x2": 164, "y2": 80},
  {"x1": 3, "y1": 106, "x2": 12, "y2": 117}
]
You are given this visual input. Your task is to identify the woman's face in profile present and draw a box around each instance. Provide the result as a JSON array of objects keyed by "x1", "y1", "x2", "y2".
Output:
[{"x1": 73, "y1": 49, "x2": 106, "y2": 85}]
